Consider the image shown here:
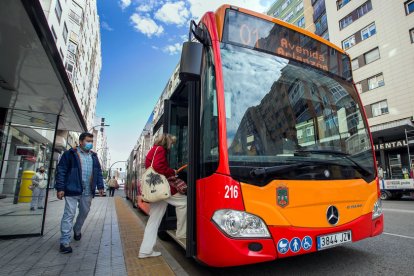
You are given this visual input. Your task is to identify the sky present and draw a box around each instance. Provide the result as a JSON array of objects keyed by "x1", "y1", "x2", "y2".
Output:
[{"x1": 96, "y1": 0, "x2": 274, "y2": 169}]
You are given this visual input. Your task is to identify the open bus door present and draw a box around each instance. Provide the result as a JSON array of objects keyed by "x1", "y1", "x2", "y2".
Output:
[{"x1": 158, "y1": 81, "x2": 200, "y2": 258}]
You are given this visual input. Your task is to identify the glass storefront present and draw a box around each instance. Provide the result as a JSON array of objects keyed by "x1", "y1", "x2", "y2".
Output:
[{"x1": 0, "y1": 109, "x2": 58, "y2": 237}]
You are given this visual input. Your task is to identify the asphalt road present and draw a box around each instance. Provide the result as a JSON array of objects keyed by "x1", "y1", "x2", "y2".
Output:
[{"x1": 132, "y1": 196, "x2": 414, "y2": 275}]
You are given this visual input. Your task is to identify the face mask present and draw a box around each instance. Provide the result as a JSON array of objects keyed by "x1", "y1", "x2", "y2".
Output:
[{"x1": 84, "y1": 142, "x2": 93, "y2": 151}]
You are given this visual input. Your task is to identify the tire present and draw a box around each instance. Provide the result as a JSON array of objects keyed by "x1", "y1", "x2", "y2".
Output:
[
  {"x1": 380, "y1": 190, "x2": 392, "y2": 200},
  {"x1": 157, "y1": 230, "x2": 172, "y2": 241}
]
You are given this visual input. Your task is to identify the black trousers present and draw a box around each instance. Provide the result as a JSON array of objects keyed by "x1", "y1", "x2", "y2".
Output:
[{"x1": 109, "y1": 187, "x2": 115, "y2": 197}]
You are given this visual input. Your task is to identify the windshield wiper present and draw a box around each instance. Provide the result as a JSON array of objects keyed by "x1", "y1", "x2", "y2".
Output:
[{"x1": 294, "y1": 149, "x2": 372, "y2": 176}]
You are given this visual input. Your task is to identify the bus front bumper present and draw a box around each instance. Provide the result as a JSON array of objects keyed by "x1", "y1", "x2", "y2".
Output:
[{"x1": 197, "y1": 213, "x2": 383, "y2": 267}]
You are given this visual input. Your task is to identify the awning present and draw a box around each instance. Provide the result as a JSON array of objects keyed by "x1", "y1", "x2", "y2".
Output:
[
  {"x1": 370, "y1": 118, "x2": 414, "y2": 142},
  {"x1": 0, "y1": 0, "x2": 86, "y2": 132}
]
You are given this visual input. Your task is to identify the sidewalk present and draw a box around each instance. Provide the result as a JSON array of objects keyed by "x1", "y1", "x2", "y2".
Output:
[{"x1": 0, "y1": 192, "x2": 185, "y2": 276}]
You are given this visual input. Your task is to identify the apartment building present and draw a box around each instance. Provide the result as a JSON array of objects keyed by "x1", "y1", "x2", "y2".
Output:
[
  {"x1": 267, "y1": 0, "x2": 316, "y2": 32},
  {"x1": 40, "y1": 0, "x2": 102, "y2": 129},
  {"x1": 326, "y1": 0, "x2": 414, "y2": 179}
]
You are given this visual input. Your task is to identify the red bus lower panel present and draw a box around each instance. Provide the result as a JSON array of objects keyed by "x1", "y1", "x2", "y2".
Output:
[{"x1": 196, "y1": 212, "x2": 383, "y2": 267}]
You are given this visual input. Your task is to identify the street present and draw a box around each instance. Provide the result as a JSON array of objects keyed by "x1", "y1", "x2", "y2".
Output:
[{"x1": 131, "y1": 198, "x2": 414, "y2": 275}]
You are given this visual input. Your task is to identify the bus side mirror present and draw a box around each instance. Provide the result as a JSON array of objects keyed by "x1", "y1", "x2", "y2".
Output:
[{"x1": 179, "y1": 41, "x2": 203, "y2": 82}]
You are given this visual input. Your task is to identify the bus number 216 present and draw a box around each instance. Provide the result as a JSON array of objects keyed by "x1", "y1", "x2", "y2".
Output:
[{"x1": 225, "y1": 185, "x2": 239, "y2": 199}]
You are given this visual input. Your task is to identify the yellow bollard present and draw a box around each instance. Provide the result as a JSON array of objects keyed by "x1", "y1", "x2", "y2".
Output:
[{"x1": 18, "y1": 170, "x2": 36, "y2": 203}]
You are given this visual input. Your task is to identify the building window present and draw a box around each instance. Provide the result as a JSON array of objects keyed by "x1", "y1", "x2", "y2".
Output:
[
  {"x1": 368, "y1": 74, "x2": 385, "y2": 90},
  {"x1": 55, "y1": 0, "x2": 62, "y2": 22},
  {"x1": 371, "y1": 100, "x2": 389, "y2": 117},
  {"x1": 68, "y1": 40, "x2": 77, "y2": 54},
  {"x1": 296, "y1": 16, "x2": 305, "y2": 28},
  {"x1": 410, "y1": 28, "x2": 414, "y2": 43},
  {"x1": 339, "y1": 14, "x2": 353, "y2": 29},
  {"x1": 315, "y1": 13, "x2": 328, "y2": 36},
  {"x1": 355, "y1": 82, "x2": 362, "y2": 93},
  {"x1": 405, "y1": 0, "x2": 414, "y2": 15},
  {"x1": 51, "y1": 26, "x2": 57, "y2": 42},
  {"x1": 63, "y1": 23, "x2": 68, "y2": 43},
  {"x1": 356, "y1": 1, "x2": 372, "y2": 19},
  {"x1": 361, "y1": 23, "x2": 376, "y2": 40},
  {"x1": 364, "y1": 48, "x2": 380, "y2": 64},
  {"x1": 351, "y1": 58, "x2": 359, "y2": 70},
  {"x1": 337, "y1": 0, "x2": 351, "y2": 10},
  {"x1": 296, "y1": 1, "x2": 304, "y2": 12},
  {"x1": 342, "y1": 35, "x2": 356, "y2": 50},
  {"x1": 273, "y1": 9, "x2": 280, "y2": 17},
  {"x1": 283, "y1": 11, "x2": 294, "y2": 22}
]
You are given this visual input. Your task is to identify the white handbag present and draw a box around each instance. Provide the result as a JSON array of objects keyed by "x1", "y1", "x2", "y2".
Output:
[{"x1": 141, "y1": 147, "x2": 171, "y2": 203}]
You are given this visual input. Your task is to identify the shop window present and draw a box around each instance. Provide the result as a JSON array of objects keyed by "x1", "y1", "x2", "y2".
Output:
[
  {"x1": 364, "y1": 47, "x2": 380, "y2": 64},
  {"x1": 55, "y1": 0, "x2": 62, "y2": 22},
  {"x1": 371, "y1": 100, "x2": 388, "y2": 117},
  {"x1": 368, "y1": 74, "x2": 385, "y2": 90},
  {"x1": 361, "y1": 23, "x2": 376, "y2": 40},
  {"x1": 342, "y1": 35, "x2": 356, "y2": 50},
  {"x1": 405, "y1": 0, "x2": 414, "y2": 15}
]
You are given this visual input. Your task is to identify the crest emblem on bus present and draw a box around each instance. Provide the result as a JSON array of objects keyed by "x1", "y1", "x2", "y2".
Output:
[{"x1": 276, "y1": 185, "x2": 289, "y2": 208}]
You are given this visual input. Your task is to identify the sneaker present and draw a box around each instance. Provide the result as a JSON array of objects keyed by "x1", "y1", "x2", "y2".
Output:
[
  {"x1": 59, "y1": 244, "x2": 73, "y2": 254},
  {"x1": 73, "y1": 230, "x2": 81, "y2": 241},
  {"x1": 30, "y1": 207, "x2": 35, "y2": 211},
  {"x1": 138, "y1": 251, "x2": 161, "y2": 258}
]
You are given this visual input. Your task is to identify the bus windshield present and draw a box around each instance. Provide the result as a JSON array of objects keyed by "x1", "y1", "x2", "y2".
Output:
[{"x1": 221, "y1": 43, "x2": 375, "y2": 184}]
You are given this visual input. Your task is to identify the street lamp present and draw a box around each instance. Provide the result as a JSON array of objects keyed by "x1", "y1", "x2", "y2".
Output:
[
  {"x1": 88, "y1": 124, "x2": 110, "y2": 132},
  {"x1": 108, "y1": 161, "x2": 127, "y2": 178}
]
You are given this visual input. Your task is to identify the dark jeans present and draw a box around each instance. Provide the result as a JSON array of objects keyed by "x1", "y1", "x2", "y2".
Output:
[{"x1": 109, "y1": 187, "x2": 115, "y2": 197}]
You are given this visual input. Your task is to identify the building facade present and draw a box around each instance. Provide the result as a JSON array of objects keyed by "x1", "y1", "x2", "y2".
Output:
[
  {"x1": 39, "y1": 0, "x2": 102, "y2": 129},
  {"x1": 267, "y1": 0, "x2": 316, "y2": 33},
  {"x1": 326, "y1": 0, "x2": 414, "y2": 179}
]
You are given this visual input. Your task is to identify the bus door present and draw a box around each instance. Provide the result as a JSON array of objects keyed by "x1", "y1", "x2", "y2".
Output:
[{"x1": 159, "y1": 81, "x2": 200, "y2": 257}]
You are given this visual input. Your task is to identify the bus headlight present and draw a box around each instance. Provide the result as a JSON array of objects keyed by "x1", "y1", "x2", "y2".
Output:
[
  {"x1": 212, "y1": 209, "x2": 270, "y2": 238},
  {"x1": 372, "y1": 199, "x2": 382, "y2": 219}
]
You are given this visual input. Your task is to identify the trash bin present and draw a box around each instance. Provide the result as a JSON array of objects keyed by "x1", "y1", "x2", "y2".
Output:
[{"x1": 18, "y1": 170, "x2": 35, "y2": 203}]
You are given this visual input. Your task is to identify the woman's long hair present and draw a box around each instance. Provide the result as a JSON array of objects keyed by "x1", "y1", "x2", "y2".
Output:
[{"x1": 154, "y1": 133, "x2": 176, "y2": 150}]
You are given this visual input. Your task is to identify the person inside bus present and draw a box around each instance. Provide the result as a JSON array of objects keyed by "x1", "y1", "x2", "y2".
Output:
[{"x1": 139, "y1": 133, "x2": 187, "y2": 258}]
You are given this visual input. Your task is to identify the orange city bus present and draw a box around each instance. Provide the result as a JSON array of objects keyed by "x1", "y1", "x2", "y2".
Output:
[{"x1": 126, "y1": 5, "x2": 383, "y2": 267}]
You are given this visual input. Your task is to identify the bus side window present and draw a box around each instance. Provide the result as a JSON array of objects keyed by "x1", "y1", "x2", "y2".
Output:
[{"x1": 200, "y1": 47, "x2": 219, "y2": 178}]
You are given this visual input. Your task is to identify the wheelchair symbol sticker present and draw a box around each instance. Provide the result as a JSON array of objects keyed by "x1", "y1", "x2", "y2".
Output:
[
  {"x1": 277, "y1": 238, "x2": 289, "y2": 254},
  {"x1": 290, "y1": 237, "x2": 301, "y2": 253},
  {"x1": 302, "y1": 236, "x2": 312, "y2": 251}
]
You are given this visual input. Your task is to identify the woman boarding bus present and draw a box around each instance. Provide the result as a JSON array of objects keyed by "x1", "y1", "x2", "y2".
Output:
[{"x1": 127, "y1": 5, "x2": 383, "y2": 267}]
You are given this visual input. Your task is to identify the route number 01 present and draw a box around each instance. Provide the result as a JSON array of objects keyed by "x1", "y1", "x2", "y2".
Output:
[{"x1": 225, "y1": 185, "x2": 239, "y2": 198}]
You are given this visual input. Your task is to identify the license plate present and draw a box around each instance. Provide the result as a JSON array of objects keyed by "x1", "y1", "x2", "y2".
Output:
[{"x1": 317, "y1": 231, "x2": 352, "y2": 250}]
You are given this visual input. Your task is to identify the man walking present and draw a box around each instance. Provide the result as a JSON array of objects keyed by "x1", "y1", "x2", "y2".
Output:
[{"x1": 55, "y1": 132, "x2": 104, "y2": 253}]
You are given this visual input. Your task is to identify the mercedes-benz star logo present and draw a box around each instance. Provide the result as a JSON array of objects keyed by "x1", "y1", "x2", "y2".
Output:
[{"x1": 327, "y1": 205, "x2": 339, "y2": 225}]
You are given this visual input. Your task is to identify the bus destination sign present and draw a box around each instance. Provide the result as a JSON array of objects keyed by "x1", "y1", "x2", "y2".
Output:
[{"x1": 222, "y1": 9, "x2": 351, "y2": 80}]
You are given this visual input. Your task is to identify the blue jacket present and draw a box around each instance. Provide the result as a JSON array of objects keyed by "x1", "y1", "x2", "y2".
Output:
[{"x1": 55, "y1": 148, "x2": 104, "y2": 197}]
